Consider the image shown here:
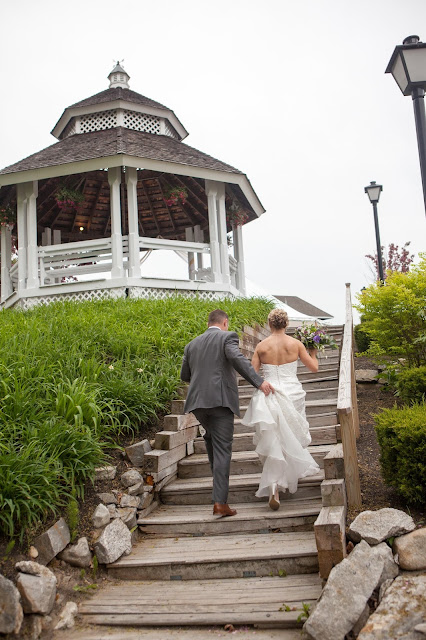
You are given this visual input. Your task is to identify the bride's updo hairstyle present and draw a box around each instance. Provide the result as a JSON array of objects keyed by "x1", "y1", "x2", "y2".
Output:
[{"x1": 268, "y1": 308, "x2": 289, "y2": 330}]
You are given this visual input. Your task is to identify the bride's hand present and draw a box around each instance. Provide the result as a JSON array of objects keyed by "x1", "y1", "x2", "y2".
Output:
[{"x1": 260, "y1": 381, "x2": 274, "y2": 396}]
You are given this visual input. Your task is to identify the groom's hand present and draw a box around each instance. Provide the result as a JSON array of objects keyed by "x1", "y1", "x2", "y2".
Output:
[{"x1": 259, "y1": 381, "x2": 274, "y2": 396}]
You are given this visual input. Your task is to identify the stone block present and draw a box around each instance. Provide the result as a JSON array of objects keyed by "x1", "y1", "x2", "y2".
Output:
[
  {"x1": 54, "y1": 601, "x2": 78, "y2": 630},
  {"x1": 97, "y1": 492, "x2": 118, "y2": 504},
  {"x1": 58, "y1": 537, "x2": 92, "y2": 568},
  {"x1": 92, "y1": 503, "x2": 111, "y2": 528},
  {"x1": 117, "y1": 507, "x2": 137, "y2": 529},
  {"x1": 121, "y1": 469, "x2": 143, "y2": 487},
  {"x1": 125, "y1": 439, "x2": 151, "y2": 466},
  {"x1": 33, "y1": 517, "x2": 70, "y2": 565},
  {"x1": 127, "y1": 480, "x2": 145, "y2": 495},
  {"x1": 0, "y1": 574, "x2": 23, "y2": 635},
  {"x1": 15, "y1": 562, "x2": 57, "y2": 615},
  {"x1": 303, "y1": 540, "x2": 385, "y2": 640},
  {"x1": 355, "y1": 369, "x2": 378, "y2": 383},
  {"x1": 119, "y1": 494, "x2": 140, "y2": 509},
  {"x1": 349, "y1": 508, "x2": 415, "y2": 545},
  {"x1": 94, "y1": 518, "x2": 132, "y2": 564},
  {"x1": 393, "y1": 527, "x2": 426, "y2": 570},
  {"x1": 95, "y1": 465, "x2": 116, "y2": 481}
]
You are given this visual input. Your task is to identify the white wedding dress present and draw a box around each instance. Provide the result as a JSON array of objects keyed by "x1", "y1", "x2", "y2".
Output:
[{"x1": 242, "y1": 361, "x2": 320, "y2": 497}]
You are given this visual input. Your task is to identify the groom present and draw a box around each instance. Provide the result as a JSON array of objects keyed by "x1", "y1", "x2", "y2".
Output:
[{"x1": 180, "y1": 309, "x2": 274, "y2": 517}]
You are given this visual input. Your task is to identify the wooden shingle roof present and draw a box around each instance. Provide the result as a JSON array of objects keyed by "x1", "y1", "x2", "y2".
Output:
[
  {"x1": 273, "y1": 296, "x2": 333, "y2": 320},
  {"x1": 69, "y1": 87, "x2": 169, "y2": 111}
]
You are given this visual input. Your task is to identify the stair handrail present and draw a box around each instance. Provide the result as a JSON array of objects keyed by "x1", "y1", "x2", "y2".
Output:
[{"x1": 336, "y1": 283, "x2": 362, "y2": 508}]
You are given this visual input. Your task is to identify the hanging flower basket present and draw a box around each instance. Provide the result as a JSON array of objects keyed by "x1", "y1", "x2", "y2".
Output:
[
  {"x1": 164, "y1": 187, "x2": 188, "y2": 207},
  {"x1": 0, "y1": 205, "x2": 16, "y2": 229},
  {"x1": 55, "y1": 187, "x2": 85, "y2": 212},
  {"x1": 226, "y1": 201, "x2": 249, "y2": 227}
]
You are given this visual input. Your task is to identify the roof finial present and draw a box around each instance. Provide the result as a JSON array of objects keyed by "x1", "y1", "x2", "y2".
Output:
[{"x1": 108, "y1": 61, "x2": 130, "y2": 89}]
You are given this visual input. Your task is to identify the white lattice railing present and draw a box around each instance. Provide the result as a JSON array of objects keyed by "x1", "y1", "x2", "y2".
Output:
[{"x1": 38, "y1": 237, "x2": 129, "y2": 284}]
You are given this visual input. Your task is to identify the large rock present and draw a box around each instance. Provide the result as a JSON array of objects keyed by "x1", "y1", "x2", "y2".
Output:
[
  {"x1": 117, "y1": 506, "x2": 137, "y2": 529},
  {"x1": 0, "y1": 573, "x2": 23, "y2": 635},
  {"x1": 121, "y1": 469, "x2": 143, "y2": 488},
  {"x1": 95, "y1": 465, "x2": 116, "y2": 481},
  {"x1": 54, "y1": 601, "x2": 78, "y2": 630},
  {"x1": 97, "y1": 492, "x2": 118, "y2": 504},
  {"x1": 58, "y1": 537, "x2": 92, "y2": 568},
  {"x1": 92, "y1": 503, "x2": 111, "y2": 528},
  {"x1": 356, "y1": 369, "x2": 379, "y2": 383},
  {"x1": 393, "y1": 527, "x2": 426, "y2": 570},
  {"x1": 119, "y1": 494, "x2": 140, "y2": 508},
  {"x1": 127, "y1": 481, "x2": 145, "y2": 495},
  {"x1": 349, "y1": 508, "x2": 415, "y2": 545},
  {"x1": 125, "y1": 439, "x2": 151, "y2": 466},
  {"x1": 33, "y1": 517, "x2": 70, "y2": 565},
  {"x1": 15, "y1": 561, "x2": 57, "y2": 614},
  {"x1": 358, "y1": 574, "x2": 426, "y2": 639},
  {"x1": 94, "y1": 517, "x2": 132, "y2": 564},
  {"x1": 370, "y1": 542, "x2": 399, "y2": 586},
  {"x1": 303, "y1": 540, "x2": 385, "y2": 640}
]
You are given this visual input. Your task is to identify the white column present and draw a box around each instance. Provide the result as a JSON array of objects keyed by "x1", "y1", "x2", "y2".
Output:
[
  {"x1": 25, "y1": 181, "x2": 39, "y2": 289},
  {"x1": 1, "y1": 224, "x2": 13, "y2": 302},
  {"x1": 216, "y1": 183, "x2": 230, "y2": 283},
  {"x1": 233, "y1": 223, "x2": 246, "y2": 295},
  {"x1": 125, "y1": 167, "x2": 141, "y2": 278},
  {"x1": 16, "y1": 183, "x2": 27, "y2": 293},
  {"x1": 185, "y1": 227, "x2": 196, "y2": 280},
  {"x1": 205, "y1": 180, "x2": 222, "y2": 283},
  {"x1": 194, "y1": 225, "x2": 204, "y2": 269},
  {"x1": 108, "y1": 167, "x2": 124, "y2": 278}
]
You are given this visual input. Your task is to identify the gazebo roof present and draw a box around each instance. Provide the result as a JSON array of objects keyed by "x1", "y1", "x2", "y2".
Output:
[
  {"x1": 68, "y1": 87, "x2": 168, "y2": 112},
  {"x1": 0, "y1": 127, "x2": 242, "y2": 177}
]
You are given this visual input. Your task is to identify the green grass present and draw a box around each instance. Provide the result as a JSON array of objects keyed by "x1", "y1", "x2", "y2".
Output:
[{"x1": 0, "y1": 295, "x2": 273, "y2": 539}]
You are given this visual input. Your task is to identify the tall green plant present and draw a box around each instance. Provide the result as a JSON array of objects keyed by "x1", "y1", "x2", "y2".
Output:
[{"x1": 355, "y1": 254, "x2": 426, "y2": 366}]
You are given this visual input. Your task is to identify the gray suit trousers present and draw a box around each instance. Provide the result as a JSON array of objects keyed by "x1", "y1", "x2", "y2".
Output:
[{"x1": 192, "y1": 406, "x2": 234, "y2": 504}]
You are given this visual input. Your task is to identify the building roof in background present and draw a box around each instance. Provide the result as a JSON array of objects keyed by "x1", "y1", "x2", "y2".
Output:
[{"x1": 273, "y1": 296, "x2": 333, "y2": 320}]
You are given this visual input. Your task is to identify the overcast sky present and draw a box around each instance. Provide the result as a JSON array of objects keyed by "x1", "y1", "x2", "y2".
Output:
[{"x1": 1, "y1": 0, "x2": 425, "y2": 323}]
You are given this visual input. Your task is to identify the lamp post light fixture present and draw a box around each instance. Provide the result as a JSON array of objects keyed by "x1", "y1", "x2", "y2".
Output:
[
  {"x1": 386, "y1": 35, "x2": 426, "y2": 217},
  {"x1": 364, "y1": 181, "x2": 385, "y2": 283}
]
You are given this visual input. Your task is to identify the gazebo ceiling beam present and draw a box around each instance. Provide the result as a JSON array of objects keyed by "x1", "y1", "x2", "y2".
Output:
[
  {"x1": 140, "y1": 179, "x2": 160, "y2": 234},
  {"x1": 86, "y1": 179, "x2": 104, "y2": 231},
  {"x1": 178, "y1": 175, "x2": 208, "y2": 212},
  {"x1": 160, "y1": 175, "x2": 200, "y2": 227},
  {"x1": 157, "y1": 178, "x2": 177, "y2": 232}
]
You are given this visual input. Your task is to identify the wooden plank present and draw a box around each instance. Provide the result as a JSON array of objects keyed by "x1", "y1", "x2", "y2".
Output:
[
  {"x1": 314, "y1": 505, "x2": 346, "y2": 579},
  {"x1": 154, "y1": 425, "x2": 198, "y2": 450},
  {"x1": 339, "y1": 409, "x2": 362, "y2": 508},
  {"x1": 163, "y1": 413, "x2": 199, "y2": 431},
  {"x1": 144, "y1": 445, "x2": 187, "y2": 474},
  {"x1": 323, "y1": 443, "x2": 345, "y2": 480},
  {"x1": 147, "y1": 462, "x2": 178, "y2": 484},
  {"x1": 320, "y1": 479, "x2": 347, "y2": 507}
]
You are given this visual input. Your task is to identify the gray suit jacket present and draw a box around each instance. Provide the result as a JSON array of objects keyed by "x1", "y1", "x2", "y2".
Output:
[{"x1": 180, "y1": 328, "x2": 264, "y2": 417}]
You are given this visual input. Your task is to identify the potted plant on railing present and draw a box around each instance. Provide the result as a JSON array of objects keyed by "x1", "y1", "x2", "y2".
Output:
[
  {"x1": 164, "y1": 187, "x2": 188, "y2": 207},
  {"x1": 226, "y1": 201, "x2": 249, "y2": 228},
  {"x1": 0, "y1": 205, "x2": 16, "y2": 230},
  {"x1": 55, "y1": 187, "x2": 85, "y2": 212}
]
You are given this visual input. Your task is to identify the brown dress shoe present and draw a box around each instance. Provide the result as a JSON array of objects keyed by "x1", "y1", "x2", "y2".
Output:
[{"x1": 213, "y1": 503, "x2": 237, "y2": 517}]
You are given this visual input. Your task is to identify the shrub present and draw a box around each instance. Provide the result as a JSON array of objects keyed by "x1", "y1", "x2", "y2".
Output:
[
  {"x1": 354, "y1": 323, "x2": 371, "y2": 353},
  {"x1": 375, "y1": 403, "x2": 426, "y2": 505},
  {"x1": 355, "y1": 254, "x2": 426, "y2": 366},
  {"x1": 396, "y1": 366, "x2": 426, "y2": 404}
]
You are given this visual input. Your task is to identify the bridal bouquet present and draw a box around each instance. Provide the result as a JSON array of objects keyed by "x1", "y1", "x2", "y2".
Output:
[{"x1": 293, "y1": 323, "x2": 339, "y2": 354}]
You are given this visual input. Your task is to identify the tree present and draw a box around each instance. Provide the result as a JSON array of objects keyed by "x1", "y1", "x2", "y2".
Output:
[
  {"x1": 355, "y1": 254, "x2": 426, "y2": 367},
  {"x1": 366, "y1": 241, "x2": 415, "y2": 281}
]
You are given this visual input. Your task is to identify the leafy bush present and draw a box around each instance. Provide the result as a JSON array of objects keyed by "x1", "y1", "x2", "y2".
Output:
[
  {"x1": 355, "y1": 254, "x2": 426, "y2": 366},
  {"x1": 375, "y1": 403, "x2": 426, "y2": 505},
  {"x1": 0, "y1": 295, "x2": 273, "y2": 537},
  {"x1": 354, "y1": 323, "x2": 371, "y2": 353},
  {"x1": 396, "y1": 366, "x2": 426, "y2": 404}
]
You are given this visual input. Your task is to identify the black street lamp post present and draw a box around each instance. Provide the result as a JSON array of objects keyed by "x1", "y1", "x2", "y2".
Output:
[
  {"x1": 364, "y1": 181, "x2": 385, "y2": 282},
  {"x1": 386, "y1": 35, "x2": 426, "y2": 217}
]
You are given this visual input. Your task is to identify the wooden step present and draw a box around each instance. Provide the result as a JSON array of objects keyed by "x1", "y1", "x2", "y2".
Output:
[
  {"x1": 161, "y1": 472, "x2": 324, "y2": 505},
  {"x1": 238, "y1": 387, "x2": 338, "y2": 404},
  {"x1": 106, "y1": 531, "x2": 319, "y2": 580},
  {"x1": 296, "y1": 367, "x2": 338, "y2": 380},
  {"x1": 194, "y1": 424, "x2": 337, "y2": 454},
  {"x1": 138, "y1": 499, "x2": 323, "y2": 536},
  {"x1": 178, "y1": 446, "x2": 332, "y2": 479},
  {"x1": 234, "y1": 412, "x2": 338, "y2": 433},
  {"x1": 238, "y1": 399, "x2": 337, "y2": 419},
  {"x1": 78, "y1": 574, "x2": 322, "y2": 628}
]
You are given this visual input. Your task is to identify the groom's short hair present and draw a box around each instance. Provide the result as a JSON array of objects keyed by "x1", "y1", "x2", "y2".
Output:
[{"x1": 208, "y1": 309, "x2": 228, "y2": 326}]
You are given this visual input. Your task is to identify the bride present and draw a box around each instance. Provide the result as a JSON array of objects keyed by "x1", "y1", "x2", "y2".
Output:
[{"x1": 242, "y1": 308, "x2": 321, "y2": 510}]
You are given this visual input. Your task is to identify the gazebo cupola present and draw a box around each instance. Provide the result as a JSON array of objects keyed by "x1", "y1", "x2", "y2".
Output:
[
  {"x1": 0, "y1": 63, "x2": 265, "y2": 310},
  {"x1": 108, "y1": 62, "x2": 130, "y2": 89}
]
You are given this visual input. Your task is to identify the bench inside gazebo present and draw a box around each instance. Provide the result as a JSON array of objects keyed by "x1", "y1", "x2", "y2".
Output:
[{"x1": 0, "y1": 63, "x2": 265, "y2": 309}]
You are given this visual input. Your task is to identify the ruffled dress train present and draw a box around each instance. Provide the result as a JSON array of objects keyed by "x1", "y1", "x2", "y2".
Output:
[{"x1": 241, "y1": 362, "x2": 320, "y2": 497}]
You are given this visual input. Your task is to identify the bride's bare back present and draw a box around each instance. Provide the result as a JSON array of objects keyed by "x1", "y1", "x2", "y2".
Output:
[{"x1": 252, "y1": 330, "x2": 319, "y2": 373}]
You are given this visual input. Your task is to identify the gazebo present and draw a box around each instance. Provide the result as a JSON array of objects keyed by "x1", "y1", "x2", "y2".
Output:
[{"x1": 0, "y1": 63, "x2": 265, "y2": 309}]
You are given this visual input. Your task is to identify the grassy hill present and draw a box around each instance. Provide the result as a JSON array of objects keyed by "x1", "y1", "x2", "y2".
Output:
[{"x1": 0, "y1": 296, "x2": 273, "y2": 539}]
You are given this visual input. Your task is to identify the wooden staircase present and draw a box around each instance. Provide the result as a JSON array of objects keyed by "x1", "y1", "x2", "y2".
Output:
[{"x1": 78, "y1": 325, "x2": 345, "y2": 631}]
